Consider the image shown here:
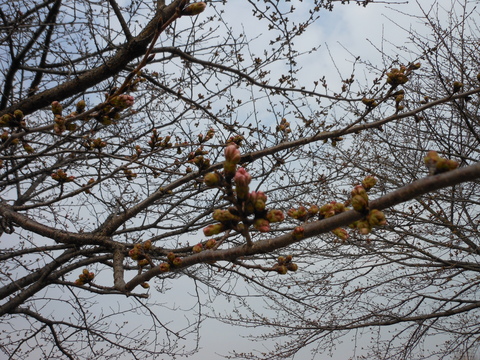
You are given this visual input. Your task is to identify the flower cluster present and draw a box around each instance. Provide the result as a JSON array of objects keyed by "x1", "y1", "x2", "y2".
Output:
[
  {"x1": 286, "y1": 176, "x2": 387, "y2": 241},
  {"x1": 188, "y1": 146, "x2": 210, "y2": 170},
  {"x1": 273, "y1": 255, "x2": 298, "y2": 275},
  {"x1": 74, "y1": 269, "x2": 94, "y2": 286},
  {"x1": 202, "y1": 145, "x2": 285, "y2": 239},
  {"x1": 92, "y1": 94, "x2": 135, "y2": 125},
  {"x1": 128, "y1": 240, "x2": 152, "y2": 268},
  {"x1": 51, "y1": 101, "x2": 80, "y2": 134},
  {"x1": 424, "y1": 150, "x2": 459, "y2": 175},
  {"x1": 192, "y1": 239, "x2": 217, "y2": 254},
  {"x1": 157, "y1": 252, "x2": 184, "y2": 273},
  {"x1": 51, "y1": 169, "x2": 75, "y2": 183},
  {"x1": 148, "y1": 129, "x2": 172, "y2": 150}
]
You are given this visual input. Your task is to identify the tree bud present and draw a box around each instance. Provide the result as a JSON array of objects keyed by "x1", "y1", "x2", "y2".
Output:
[
  {"x1": 172, "y1": 257, "x2": 183, "y2": 267},
  {"x1": 253, "y1": 218, "x2": 270, "y2": 232},
  {"x1": 266, "y1": 209, "x2": 285, "y2": 223},
  {"x1": 351, "y1": 195, "x2": 368, "y2": 212},
  {"x1": 362, "y1": 176, "x2": 377, "y2": 191},
  {"x1": 204, "y1": 172, "x2": 221, "y2": 187},
  {"x1": 224, "y1": 144, "x2": 241, "y2": 164},
  {"x1": 110, "y1": 94, "x2": 134, "y2": 110},
  {"x1": 192, "y1": 243, "x2": 203, "y2": 253},
  {"x1": 293, "y1": 226, "x2": 304, "y2": 239},
  {"x1": 275, "y1": 265, "x2": 288, "y2": 275},
  {"x1": 76, "y1": 100, "x2": 86, "y2": 113},
  {"x1": 367, "y1": 209, "x2": 386, "y2": 227},
  {"x1": 203, "y1": 223, "x2": 226, "y2": 236},
  {"x1": 332, "y1": 228, "x2": 349, "y2": 241},
  {"x1": 159, "y1": 262, "x2": 170, "y2": 272},
  {"x1": 286, "y1": 263, "x2": 298, "y2": 272},
  {"x1": 51, "y1": 101, "x2": 63, "y2": 115},
  {"x1": 212, "y1": 209, "x2": 240, "y2": 223},
  {"x1": 205, "y1": 239, "x2": 217, "y2": 249}
]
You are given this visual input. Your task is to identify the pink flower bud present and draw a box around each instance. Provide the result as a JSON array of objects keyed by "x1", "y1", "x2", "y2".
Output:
[
  {"x1": 234, "y1": 168, "x2": 252, "y2": 187},
  {"x1": 266, "y1": 209, "x2": 285, "y2": 223},
  {"x1": 331, "y1": 228, "x2": 349, "y2": 241},
  {"x1": 51, "y1": 101, "x2": 63, "y2": 115},
  {"x1": 205, "y1": 239, "x2": 217, "y2": 249},
  {"x1": 159, "y1": 262, "x2": 170, "y2": 272},
  {"x1": 253, "y1": 218, "x2": 270, "y2": 232},
  {"x1": 224, "y1": 145, "x2": 241, "y2": 164},
  {"x1": 288, "y1": 206, "x2": 308, "y2": 220},
  {"x1": 351, "y1": 185, "x2": 368, "y2": 201},
  {"x1": 351, "y1": 195, "x2": 368, "y2": 212},
  {"x1": 212, "y1": 209, "x2": 240, "y2": 223},
  {"x1": 367, "y1": 209, "x2": 386, "y2": 227},
  {"x1": 110, "y1": 94, "x2": 134, "y2": 110},
  {"x1": 293, "y1": 226, "x2": 304, "y2": 239},
  {"x1": 203, "y1": 223, "x2": 226, "y2": 236}
]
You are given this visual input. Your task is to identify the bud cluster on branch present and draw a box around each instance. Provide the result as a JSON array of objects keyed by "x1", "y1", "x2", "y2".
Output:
[
  {"x1": 74, "y1": 269, "x2": 95, "y2": 286},
  {"x1": 202, "y1": 145, "x2": 285, "y2": 241}
]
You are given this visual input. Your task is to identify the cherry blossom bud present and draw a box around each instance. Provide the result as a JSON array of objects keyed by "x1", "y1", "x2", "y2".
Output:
[
  {"x1": 367, "y1": 209, "x2": 387, "y2": 227},
  {"x1": 51, "y1": 101, "x2": 63, "y2": 115},
  {"x1": 13, "y1": 110, "x2": 23, "y2": 121},
  {"x1": 223, "y1": 161, "x2": 237, "y2": 177},
  {"x1": 356, "y1": 220, "x2": 371, "y2": 235},
  {"x1": 205, "y1": 239, "x2": 217, "y2": 249},
  {"x1": 234, "y1": 167, "x2": 251, "y2": 187},
  {"x1": 143, "y1": 240, "x2": 152, "y2": 251},
  {"x1": 167, "y1": 252, "x2": 176, "y2": 263},
  {"x1": 253, "y1": 218, "x2": 270, "y2": 232},
  {"x1": 293, "y1": 226, "x2": 304, "y2": 240},
  {"x1": 159, "y1": 262, "x2": 170, "y2": 272},
  {"x1": 275, "y1": 265, "x2": 288, "y2": 275},
  {"x1": 266, "y1": 209, "x2": 285, "y2": 223},
  {"x1": 351, "y1": 185, "x2": 368, "y2": 201},
  {"x1": 331, "y1": 228, "x2": 349, "y2": 241},
  {"x1": 172, "y1": 257, "x2": 183, "y2": 267},
  {"x1": 212, "y1": 209, "x2": 240, "y2": 223},
  {"x1": 138, "y1": 259, "x2": 149, "y2": 267},
  {"x1": 386, "y1": 68, "x2": 408, "y2": 86},
  {"x1": 110, "y1": 94, "x2": 134, "y2": 110},
  {"x1": 288, "y1": 206, "x2": 308, "y2": 220},
  {"x1": 204, "y1": 172, "x2": 221, "y2": 187},
  {"x1": 76, "y1": 100, "x2": 86, "y2": 114},
  {"x1": 203, "y1": 223, "x2": 226, "y2": 236},
  {"x1": 224, "y1": 144, "x2": 241, "y2": 164},
  {"x1": 453, "y1": 81, "x2": 463, "y2": 93},
  {"x1": 192, "y1": 243, "x2": 203, "y2": 253},
  {"x1": 351, "y1": 194, "x2": 368, "y2": 212},
  {"x1": 286, "y1": 263, "x2": 298, "y2": 272},
  {"x1": 362, "y1": 176, "x2": 377, "y2": 191}
]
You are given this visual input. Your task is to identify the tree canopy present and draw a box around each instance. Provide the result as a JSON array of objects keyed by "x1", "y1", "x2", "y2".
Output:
[{"x1": 0, "y1": 0, "x2": 479, "y2": 359}]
